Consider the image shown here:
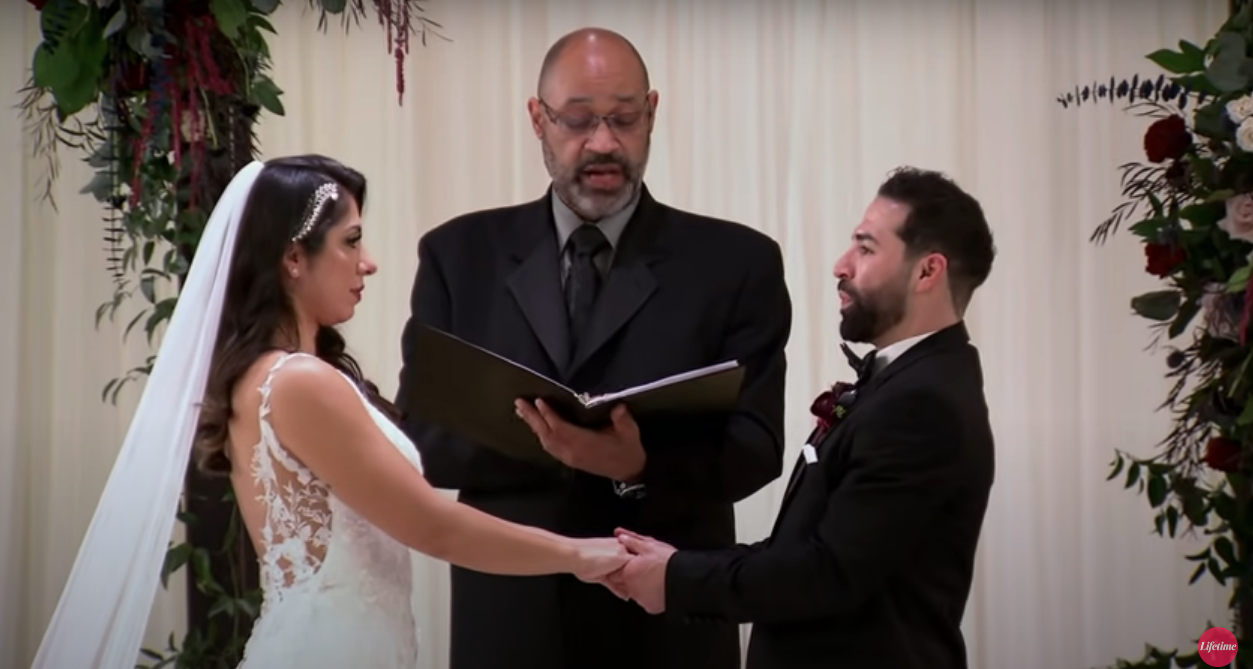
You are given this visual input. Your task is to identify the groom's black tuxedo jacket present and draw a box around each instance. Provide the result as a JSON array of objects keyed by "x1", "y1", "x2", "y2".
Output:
[
  {"x1": 665, "y1": 322, "x2": 995, "y2": 669},
  {"x1": 395, "y1": 184, "x2": 792, "y2": 669}
]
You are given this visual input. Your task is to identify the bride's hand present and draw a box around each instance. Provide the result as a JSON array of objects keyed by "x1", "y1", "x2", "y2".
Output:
[{"x1": 570, "y1": 537, "x2": 631, "y2": 584}]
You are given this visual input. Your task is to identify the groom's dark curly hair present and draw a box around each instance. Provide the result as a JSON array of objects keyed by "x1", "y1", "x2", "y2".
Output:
[
  {"x1": 877, "y1": 166, "x2": 996, "y2": 314},
  {"x1": 194, "y1": 154, "x2": 402, "y2": 475}
]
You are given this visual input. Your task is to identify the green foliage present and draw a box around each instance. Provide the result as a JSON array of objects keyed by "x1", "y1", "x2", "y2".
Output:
[
  {"x1": 23, "y1": 0, "x2": 289, "y2": 405},
  {"x1": 32, "y1": 0, "x2": 109, "y2": 118},
  {"x1": 139, "y1": 493, "x2": 263, "y2": 669},
  {"x1": 1061, "y1": 1, "x2": 1253, "y2": 667},
  {"x1": 18, "y1": 1, "x2": 446, "y2": 666}
]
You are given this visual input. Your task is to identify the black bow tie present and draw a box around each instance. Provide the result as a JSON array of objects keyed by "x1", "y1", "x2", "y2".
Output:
[{"x1": 840, "y1": 343, "x2": 878, "y2": 384}]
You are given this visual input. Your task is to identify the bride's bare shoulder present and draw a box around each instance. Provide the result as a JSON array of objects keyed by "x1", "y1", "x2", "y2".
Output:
[
  {"x1": 257, "y1": 353, "x2": 362, "y2": 415},
  {"x1": 231, "y1": 352, "x2": 344, "y2": 409}
]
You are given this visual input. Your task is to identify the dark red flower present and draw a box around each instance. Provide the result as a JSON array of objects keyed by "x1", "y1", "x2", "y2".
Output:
[
  {"x1": 1204, "y1": 437, "x2": 1243, "y2": 473},
  {"x1": 1143, "y1": 115, "x2": 1192, "y2": 164},
  {"x1": 26, "y1": 0, "x2": 49, "y2": 9},
  {"x1": 810, "y1": 381, "x2": 855, "y2": 431},
  {"x1": 809, "y1": 392, "x2": 837, "y2": 430},
  {"x1": 1144, "y1": 242, "x2": 1186, "y2": 277}
]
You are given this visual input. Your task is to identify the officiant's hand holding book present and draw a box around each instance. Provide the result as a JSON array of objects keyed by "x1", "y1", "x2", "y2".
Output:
[
  {"x1": 402, "y1": 325, "x2": 746, "y2": 465},
  {"x1": 513, "y1": 397, "x2": 648, "y2": 482}
]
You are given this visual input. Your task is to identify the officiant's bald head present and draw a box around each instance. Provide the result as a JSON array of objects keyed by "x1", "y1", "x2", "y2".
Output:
[
  {"x1": 528, "y1": 28, "x2": 658, "y2": 221},
  {"x1": 536, "y1": 28, "x2": 651, "y2": 99}
]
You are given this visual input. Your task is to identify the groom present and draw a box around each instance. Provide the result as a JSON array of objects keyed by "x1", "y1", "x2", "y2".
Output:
[{"x1": 611, "y1": 167, "x2": 997, "y2": 669}]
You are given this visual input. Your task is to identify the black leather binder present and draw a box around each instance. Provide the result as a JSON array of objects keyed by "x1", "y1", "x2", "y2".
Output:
[{"x1": 401, "y1": 325, "x2": 745, "y2": 464}]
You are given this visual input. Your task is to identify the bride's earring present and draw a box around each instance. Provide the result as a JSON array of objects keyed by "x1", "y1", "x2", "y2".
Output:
[{"x1": 290, "y1": 267, "x2": 299, "y2": 278}]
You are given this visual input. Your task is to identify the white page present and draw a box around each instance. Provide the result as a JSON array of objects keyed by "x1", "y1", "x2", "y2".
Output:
[{"x1": 585, "y1": 360, "x2": 740, "y2": 407}]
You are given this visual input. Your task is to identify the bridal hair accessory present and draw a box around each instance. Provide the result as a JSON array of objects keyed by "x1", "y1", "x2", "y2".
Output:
[
  {"x1": 292, "y1": 181, "x2": 339, "y2": 243},
  {"x1": 30, "y1": 160, "x2": 266, "y2": 669}
]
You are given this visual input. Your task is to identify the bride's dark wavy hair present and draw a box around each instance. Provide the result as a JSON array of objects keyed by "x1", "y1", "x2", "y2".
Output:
[{"x1": 194, "y1": 154, "x2": 402, "y2": 475}]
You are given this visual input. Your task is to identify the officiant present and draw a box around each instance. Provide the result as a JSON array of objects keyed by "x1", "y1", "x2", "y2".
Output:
[{"x1": 395, "y1": 27, "x2": 792, "y2": 669}]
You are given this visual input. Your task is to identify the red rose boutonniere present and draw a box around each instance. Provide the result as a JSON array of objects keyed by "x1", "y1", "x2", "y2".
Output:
[{"x1": 809, "y1": 381, "x2": 857, "y2": 433}]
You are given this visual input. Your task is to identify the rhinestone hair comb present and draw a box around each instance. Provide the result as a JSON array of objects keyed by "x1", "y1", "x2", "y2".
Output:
[{"x1": 291, "y1": 181, "x2": 339, "y2": 243}]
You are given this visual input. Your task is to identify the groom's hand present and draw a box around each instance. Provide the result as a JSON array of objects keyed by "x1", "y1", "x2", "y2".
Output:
[
  {"x1": 610, "y1": 528, "x2": 674, "y2": 614},
  {"x1": 514, "y1": 400, "x2": 646, "y2": 482}
]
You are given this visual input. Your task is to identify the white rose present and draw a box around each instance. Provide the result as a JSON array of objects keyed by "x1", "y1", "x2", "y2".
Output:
[
  {"x1": 1220, "y1": 193, "x2": 1253, "y2": 243},
  {"x1": 1228, "y1": 95, "x2": 1253, "y2": 123},
  {"x1": 1238, "y1": 117, "x2": 1253, "y2": 152}
]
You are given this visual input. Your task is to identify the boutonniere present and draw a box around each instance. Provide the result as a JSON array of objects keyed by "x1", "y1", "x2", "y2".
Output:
[{"x1": 809, "y1": 381, "x2": 858, "y2": 433}]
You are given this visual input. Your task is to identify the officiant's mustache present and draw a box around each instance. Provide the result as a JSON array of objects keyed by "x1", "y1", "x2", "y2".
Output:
[{"x1": 579, "y1": 153, "x2": 634, "y2": 177}]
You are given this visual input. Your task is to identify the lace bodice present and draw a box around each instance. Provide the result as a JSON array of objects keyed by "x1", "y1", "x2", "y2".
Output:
[
  {"x1": 233, "y1": 352, "x2": 425, "y2": 668},
  {"x1": 250, "y1": 353, "x2": 335, "y2": 593},
  {"x1": 239, "y1": 352, "x2": 423, "y2": 617}
]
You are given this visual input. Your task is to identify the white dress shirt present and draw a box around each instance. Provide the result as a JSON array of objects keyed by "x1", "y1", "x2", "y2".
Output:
[{"x1": 870, "y1": 330, "x2": 939, "y2": 374}]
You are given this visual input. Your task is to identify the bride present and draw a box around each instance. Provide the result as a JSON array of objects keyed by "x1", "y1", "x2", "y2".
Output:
[{"x1": 29, "y1": 156, "x2": 630, "y2": 669}]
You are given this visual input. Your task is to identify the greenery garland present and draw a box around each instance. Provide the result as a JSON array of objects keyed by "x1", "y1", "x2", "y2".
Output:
[{"x1": 1060, "y1": 3, "x2": 1253, "y2": 667}]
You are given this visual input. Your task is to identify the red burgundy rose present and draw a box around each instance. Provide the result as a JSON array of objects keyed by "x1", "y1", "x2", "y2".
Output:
[
  {"x1": 1144, "y1": 242, "x2": 1185, "y2": 277},
  {"x1": 26, "y1": 0, "x2": 49, "y2": 9},
  {"x1": 1143, "y1": 115, "x2": 1191, "y2": 164},
  {"x1": 806, "y1": 390, "x2": 837, "y2": 423},
  {"x1": 1204, "y1": 436, "x2": 1242, "y2": 473},
  {"x1": 809, "y1": 381, "x2": 856, "y2": 431}
]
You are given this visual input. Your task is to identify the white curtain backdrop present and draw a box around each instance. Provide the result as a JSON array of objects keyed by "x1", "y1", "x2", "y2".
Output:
[{"x1": 0, "y1": 1, "x2": 1235, "y2": 667}]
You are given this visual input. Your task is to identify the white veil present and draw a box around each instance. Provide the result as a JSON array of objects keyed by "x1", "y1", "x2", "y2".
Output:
[{"x1": 29, "y1": 160, "x2": 266, "y2": 669}]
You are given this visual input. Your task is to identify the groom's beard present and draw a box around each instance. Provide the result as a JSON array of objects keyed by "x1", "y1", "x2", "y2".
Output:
[{"x1": 838, "y1": 280, "x2": 907, "y2": 344}]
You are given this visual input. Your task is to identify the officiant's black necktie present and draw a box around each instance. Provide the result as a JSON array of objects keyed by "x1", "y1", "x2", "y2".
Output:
[{"x1": 565, "y1": 224, "x2": 610, "y2": 350}]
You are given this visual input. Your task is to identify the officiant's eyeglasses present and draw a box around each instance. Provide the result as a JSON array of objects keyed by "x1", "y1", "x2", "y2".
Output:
[{"x1": 538, "y1": 98, "x2": 649, "y2": 136}]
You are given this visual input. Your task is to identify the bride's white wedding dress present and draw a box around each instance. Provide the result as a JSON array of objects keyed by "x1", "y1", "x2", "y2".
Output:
[{"x1": 234, "y1": 352, "x2": 423, "y2": 669}]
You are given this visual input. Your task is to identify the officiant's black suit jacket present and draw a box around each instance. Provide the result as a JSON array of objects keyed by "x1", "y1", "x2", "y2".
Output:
[
  {"x1": 394, "y1": 184, "x2": 792, "y2": 669},
  {"x1": 665, "y1": 322, "x2": 994, "y2": 669}
]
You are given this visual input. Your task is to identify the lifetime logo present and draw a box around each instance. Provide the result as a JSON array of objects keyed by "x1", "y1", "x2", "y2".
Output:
[{"x1": 1197, "y1": 626, "x2": 1238, "y2": 667}]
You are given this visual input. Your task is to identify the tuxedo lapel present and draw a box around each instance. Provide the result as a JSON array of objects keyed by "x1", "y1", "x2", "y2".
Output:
[
  {"x1": 777, "y1": 426, "x2": 820, "y2": 507},
  {"x1": 771, "y1": 323, "x2": 971, "y2": 528},
  {"x1": 505, "y1": 197, "x2": 571, "y2": 376},
  {"x1": 566, "y1": 188, "x2": 664, "y2": 377}
]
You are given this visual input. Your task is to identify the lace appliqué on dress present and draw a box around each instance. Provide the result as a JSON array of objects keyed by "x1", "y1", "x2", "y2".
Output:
[{"x1": 249, "y1": 353, "x2": 333, "y2": 606}]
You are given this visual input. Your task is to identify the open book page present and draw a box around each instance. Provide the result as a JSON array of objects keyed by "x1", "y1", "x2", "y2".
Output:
[{"x1": 582, "y1": 360, "x2": 741, "y2": 407}]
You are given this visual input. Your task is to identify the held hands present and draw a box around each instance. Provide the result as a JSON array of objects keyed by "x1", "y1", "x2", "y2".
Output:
[
  {"x1": 602, "y1": 528, "x2": 676, "y2": 614},
  {"x1": 515, "y1": 399, "x2": 670, "y2": 611},
  {"x1": 514, "y1": 399, "x2": 646, "y2": 482},
  {"x1": 570, "y1": 537, "x2": 632, "y2": 586},
  {"x1": 569, "y1": 529, "x2": 676, "y2": 614}
]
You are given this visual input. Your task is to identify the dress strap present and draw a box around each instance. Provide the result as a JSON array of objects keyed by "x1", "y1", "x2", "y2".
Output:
[{"x1": 258, "y1": 351, "x2": 317, "y2": 415}]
